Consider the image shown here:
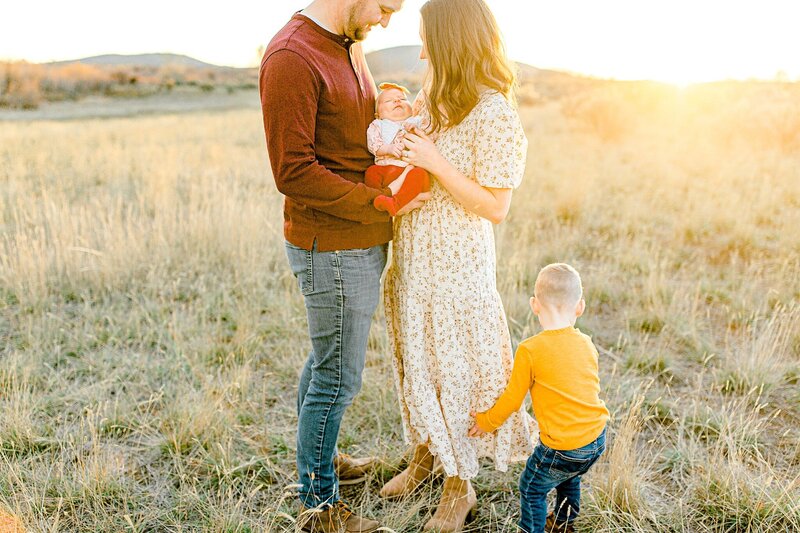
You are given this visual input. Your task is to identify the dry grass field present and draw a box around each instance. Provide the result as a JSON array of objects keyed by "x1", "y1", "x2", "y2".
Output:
[{"x1": 1, "y1": 81, "x2": 800, "y2": 531}]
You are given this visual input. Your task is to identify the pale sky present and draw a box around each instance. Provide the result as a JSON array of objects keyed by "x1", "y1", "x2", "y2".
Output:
[{"x1": 3, "y1": 1, "x2": 799, "y2": 84}]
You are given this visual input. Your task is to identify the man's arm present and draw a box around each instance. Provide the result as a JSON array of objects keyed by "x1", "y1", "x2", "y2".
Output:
[{"x1": 260, "y1": 49, "x2": 390, "y2": 224}]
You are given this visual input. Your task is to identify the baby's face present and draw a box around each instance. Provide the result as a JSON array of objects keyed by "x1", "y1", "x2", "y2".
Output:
[{"x1": 376, "y1": 89, "x2": 413, "y2": 121}]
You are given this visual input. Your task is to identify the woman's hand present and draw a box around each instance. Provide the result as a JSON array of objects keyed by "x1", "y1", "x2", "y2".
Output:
[
  {"x1": 467, "y1": 411, "x2": 487, "y2": 437},
  {"x1": 401, "y1": 125, "x2": 446, "y2": 175}
]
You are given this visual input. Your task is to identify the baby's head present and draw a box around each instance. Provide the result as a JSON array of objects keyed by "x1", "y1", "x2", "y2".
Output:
[
  {"x1": 532, "y1": 263, "x2": 585, "y2": 322},
  {"x1": 376, "y1": 82, "x2": 413, "y2": 121}
]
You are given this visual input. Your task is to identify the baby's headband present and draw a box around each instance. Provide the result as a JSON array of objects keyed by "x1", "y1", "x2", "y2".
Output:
[{"x1": 378, "y1": 82, "x2": 410, "y2": 94}]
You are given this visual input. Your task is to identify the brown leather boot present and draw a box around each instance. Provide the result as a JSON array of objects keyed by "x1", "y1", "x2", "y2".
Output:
[
  {"x1": 334, "y1": 453, "x2": 377, "y2": 486},
  {"x1": 296, "y1": 501, "x2": 381, "y2": 533},
  {"x1": 379, "y1": 444, "x2": 435, "y2": 499},
  {"x1": 545, "y1": 513, "x2": 575, "y2": 533},
  {"x1": 422, "y1": 476, "x2": 477, "y2": 532}
]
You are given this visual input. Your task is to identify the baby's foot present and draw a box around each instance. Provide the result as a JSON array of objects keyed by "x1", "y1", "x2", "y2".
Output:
[{"x1": 374, "y1": 195, "x2": 398, "y2": 216}]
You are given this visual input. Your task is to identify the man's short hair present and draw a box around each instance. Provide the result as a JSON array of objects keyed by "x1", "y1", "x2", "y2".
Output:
[{"x1": 535, "y1": 263, "x2": 583, "y2": 310}]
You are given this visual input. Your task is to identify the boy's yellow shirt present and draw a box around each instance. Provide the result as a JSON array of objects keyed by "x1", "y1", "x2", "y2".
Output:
[{"x1": 476, "y1": 326, "x2": 609, "y2": 450}]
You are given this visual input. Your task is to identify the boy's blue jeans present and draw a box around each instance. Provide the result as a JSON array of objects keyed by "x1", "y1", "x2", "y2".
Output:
[
  {"x1": 285, "y1": 241, "x2": 387, "y2": 508},
  {"x1": 519, "y1": 427, "x2": 606, "y2": 533}
]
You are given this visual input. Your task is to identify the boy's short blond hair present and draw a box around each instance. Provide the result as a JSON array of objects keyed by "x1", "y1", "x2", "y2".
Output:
[{"x1": 534, "y1": 263, "x2": 583, "y2": 310}]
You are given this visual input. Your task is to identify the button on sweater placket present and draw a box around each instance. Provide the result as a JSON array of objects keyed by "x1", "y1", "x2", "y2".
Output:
[{"x1": 348, "y1": 46, "x2": 366, "y2": 96}]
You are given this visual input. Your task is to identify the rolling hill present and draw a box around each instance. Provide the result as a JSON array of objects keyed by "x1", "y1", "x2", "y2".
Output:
[{"x1": 50, "y1": 53, "x2": 227, "y2": 70}]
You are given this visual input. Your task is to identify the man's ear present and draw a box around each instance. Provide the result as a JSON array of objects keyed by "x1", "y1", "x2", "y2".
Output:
[{"x1": 575, "y1": 299, "x2": 586, "y2": 318}]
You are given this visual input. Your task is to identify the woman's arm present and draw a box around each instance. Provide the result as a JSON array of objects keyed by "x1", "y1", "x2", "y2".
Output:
[
  {"x1": 432, "y1": 156, "x2": 513, "y2": 225},
  {"x1": 402, "y1": 126, "x2": 513, "y2": 224}
]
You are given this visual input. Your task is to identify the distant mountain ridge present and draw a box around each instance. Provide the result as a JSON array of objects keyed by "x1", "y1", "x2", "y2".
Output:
[
  {"x1": 50, "y1": 53, "x2": 232, "y2": 70},
  {"x1": 48, "y1": 48, "x2": 556, "y2": 81},
  {"x1": 365, "y1": 45, "x2": 558, "y2": 84},
  {"x1": 365, "y1": 45, "x2": 426, "y2": 78}
]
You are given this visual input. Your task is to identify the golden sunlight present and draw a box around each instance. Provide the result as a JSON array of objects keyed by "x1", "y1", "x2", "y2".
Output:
[{"x1": 2, "y1": 0, "x2": 799, "y2": 83}]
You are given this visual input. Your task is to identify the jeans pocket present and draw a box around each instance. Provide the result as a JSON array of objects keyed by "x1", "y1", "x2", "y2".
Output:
[
  {"x1": 547, "y1": 450, "x2": 595, "y2": 481},
  {"x1": 285, "y1": 242, "x2": 314, "y2": 295},
  {"x1": 338, "y1": 247, "x2": 372, "y2": 257}
]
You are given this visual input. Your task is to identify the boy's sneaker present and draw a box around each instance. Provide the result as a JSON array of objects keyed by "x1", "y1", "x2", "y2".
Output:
[{"x1": 545, "y1": 513, "x2": 575, "y2": 533}]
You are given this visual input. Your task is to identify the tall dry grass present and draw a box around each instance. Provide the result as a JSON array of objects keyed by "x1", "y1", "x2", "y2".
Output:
[
  {"x1": 560, "y1": 80, "x2": 800, "y2": 153},
  {"x1": 1, "y1": 81, "x2": 799, "y2": 531}
]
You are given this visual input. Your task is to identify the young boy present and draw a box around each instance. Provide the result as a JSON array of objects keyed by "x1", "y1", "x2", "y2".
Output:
[{"x1": 469, "y1": 263, "x2": 610, "y2": 533}]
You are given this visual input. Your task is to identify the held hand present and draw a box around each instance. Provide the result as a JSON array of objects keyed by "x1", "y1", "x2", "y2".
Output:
[
  {"x1": 390, "y1": 143, "x2": 404, "y2": 158},
  {"x1": 395, "y1": 191, "x2": 431, "y2": 216},
  {"x1": 402, "y1": 125, "x2": 445, "y2": 174},
  {"x1": 467, "y1": 411, "x2": 487, "y2": 437}
]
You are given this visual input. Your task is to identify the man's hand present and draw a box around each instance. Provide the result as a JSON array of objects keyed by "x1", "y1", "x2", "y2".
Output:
[
  {"x1": 468, "y1": 411, "x2": 487, "y2": 437},
  {"x1": 395, "y1": 191, "x2": 431, "y2": 216}
]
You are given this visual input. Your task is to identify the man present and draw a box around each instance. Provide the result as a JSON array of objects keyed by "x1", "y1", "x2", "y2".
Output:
[{"x1": 260, "y1": 1, "x2": 427, "y2": 531}]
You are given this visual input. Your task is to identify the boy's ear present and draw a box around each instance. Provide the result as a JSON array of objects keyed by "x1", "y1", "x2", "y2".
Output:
[
  {"x1": 575, "y1": 298, "x2": 586, "y2": 318},
  {"x1": 530, "y1": 296, "x2": 539, "y2": 315}
]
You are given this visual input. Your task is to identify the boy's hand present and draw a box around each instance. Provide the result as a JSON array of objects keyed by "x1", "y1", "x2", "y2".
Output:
[{"x1": 468, "y1": 411, "x2": 487, "y2": 437}]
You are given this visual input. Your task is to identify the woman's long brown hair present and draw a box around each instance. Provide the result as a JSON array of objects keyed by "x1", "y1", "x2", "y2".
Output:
[{"x1": 420, "y1": 0, "x2": 517, "y2": 134}]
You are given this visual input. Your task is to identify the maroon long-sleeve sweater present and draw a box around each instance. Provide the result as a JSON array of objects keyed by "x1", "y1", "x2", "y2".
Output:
[{"x1": 259, "y1": 13, "x2": 393, "y2": 252}]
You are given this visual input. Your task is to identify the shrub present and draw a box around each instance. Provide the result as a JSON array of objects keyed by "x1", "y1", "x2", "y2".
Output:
[{"x1": 0, "y1": 61, "x2": 42, "y2": 109}]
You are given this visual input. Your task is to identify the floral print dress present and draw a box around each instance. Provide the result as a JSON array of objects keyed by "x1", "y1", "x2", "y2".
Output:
[{"x1": 384, "y1": 90, "x2": 537, "y2": 480}]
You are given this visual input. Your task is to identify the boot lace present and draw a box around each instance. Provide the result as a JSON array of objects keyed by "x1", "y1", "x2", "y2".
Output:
[{"x1": 333, "y1": 501, "x2": 353, "y2": 522}]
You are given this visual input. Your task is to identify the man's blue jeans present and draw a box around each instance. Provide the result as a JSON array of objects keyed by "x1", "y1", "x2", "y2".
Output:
[
  {"x1": 518, "y1": 427, "x2": 606, "y2": 533},
  {"x1": 285, "y1": 241, "x2": 387, "y2": 508}
]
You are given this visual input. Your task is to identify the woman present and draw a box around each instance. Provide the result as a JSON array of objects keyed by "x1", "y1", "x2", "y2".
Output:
[{"x1": 382, "y1": 0, "x2": 537, "y2": 530}]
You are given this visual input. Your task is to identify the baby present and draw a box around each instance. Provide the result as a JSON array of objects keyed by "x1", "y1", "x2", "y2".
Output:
[
  {"x1": 365, "y1": 83, "x2": 431, "y2": 216},
  {"x1": 469, "y1": 264, "x2": 610, "y2": 533}
]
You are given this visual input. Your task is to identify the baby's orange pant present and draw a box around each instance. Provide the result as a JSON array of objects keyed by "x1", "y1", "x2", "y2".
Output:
[{"x1": 366, "y1": 164, "x2": 431, "y2": 216}]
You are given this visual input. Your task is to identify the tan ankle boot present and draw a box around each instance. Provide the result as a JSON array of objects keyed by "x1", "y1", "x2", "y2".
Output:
[
  {"x1": 423, "y1": 476, "x2": 477, "y2": 532},
  {"x1": 296, "y1": 501, "x2": 380, "y2": 533},
  {"x1": 379, "y1": 444, "x2": 435, "y2": 499},
  {"x1": 334, "y1": 453, "x2": 377, "y2": 486},
  {"x1": 546, "y1": 513, "x2": 575, "y2": 533}
]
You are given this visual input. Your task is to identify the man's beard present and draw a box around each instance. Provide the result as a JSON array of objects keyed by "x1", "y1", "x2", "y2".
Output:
[{"x1": 344, "y1": 0, "x2": 372, "y2": 41}]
